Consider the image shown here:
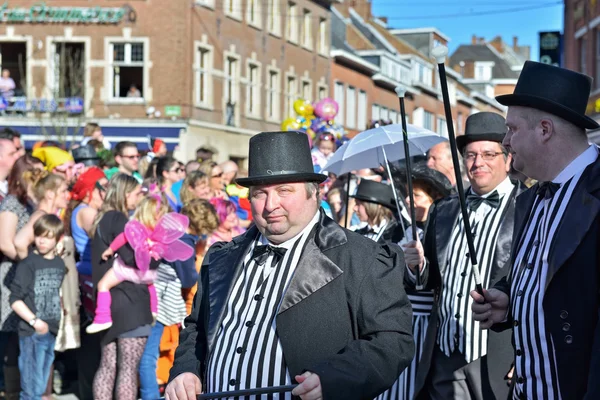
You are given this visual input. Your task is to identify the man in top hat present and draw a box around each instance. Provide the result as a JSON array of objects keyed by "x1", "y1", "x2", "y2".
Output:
[
  {"x1": 404, "y1": 112, "x2": 516, "y2": 400},
  {"x1": 72, "y1": 144, "x2": 102, "y2": 174},
  {"x1": 471, "y1": 62, "x2": 600, "y2": 399},
  {"x1": 165, "y1": 131, "x2": 414, "y2": 400}
]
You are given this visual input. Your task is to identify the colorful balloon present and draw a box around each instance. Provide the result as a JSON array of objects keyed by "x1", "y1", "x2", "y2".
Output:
[
  {"x1": 293, "y1": 99, "x2": 314, "y2": 117},
  {"x1": 314, "y1": 98, "x2": 339, "y2": 121},
  {"x1": 281, "y1": 118, "x2": 301, "y2": 131}
]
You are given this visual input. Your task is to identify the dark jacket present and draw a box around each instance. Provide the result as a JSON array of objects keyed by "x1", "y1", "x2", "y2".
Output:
[
  {"x1": 495, "y1": 159, "x2": 600, "y2": 400},
  {"x1": 91, "y1": 210, "x2": 156, "y2": 346},
  {"x1": 169, "y1": 212, "x2": 415, "y2": 399},
  {"x1": 413, "y1": 188, "x2": 517, "y2": 399}
]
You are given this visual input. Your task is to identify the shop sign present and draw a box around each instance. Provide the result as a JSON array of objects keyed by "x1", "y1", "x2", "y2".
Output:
[{"x1": 0, "y1": 2, "x2": 129, "y2": 24}]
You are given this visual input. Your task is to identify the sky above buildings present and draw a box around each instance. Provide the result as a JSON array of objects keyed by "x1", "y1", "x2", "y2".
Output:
[{"x1": 372, "y1": 0, "x2": 564, "y2": 61}]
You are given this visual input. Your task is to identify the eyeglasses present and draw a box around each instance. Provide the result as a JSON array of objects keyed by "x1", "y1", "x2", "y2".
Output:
[
  {"x1": 120, "y1": 154, "x2": 140, "y2": 160},
  {"x1": 463, "y1": 151, "x2": 505, "y2": 161}
]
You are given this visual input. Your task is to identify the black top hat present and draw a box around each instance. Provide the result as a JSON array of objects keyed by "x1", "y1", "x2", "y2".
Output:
[
  {"x1": 72, "y1": 144, "x2": 101, "y2": 167},
  {"x1": 236, "y1": 131, "x2": 327, "y2": 187},
  {"x1": 392, "y1": 161, "x2": 453, "y2": 199},
  {"x1": 351, "y1": 180, "x2": 396, "y2": 210},
  {"x1": 496, "y1": 61, "x2": 599, "y2": 130},
  {"x1": 456, "y1": 112, "x2": 507, "y2": 153}
]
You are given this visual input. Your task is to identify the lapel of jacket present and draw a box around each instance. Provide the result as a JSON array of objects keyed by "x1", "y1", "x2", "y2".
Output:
[
  {"x1": 278, "y1": 212, "x2": 345, "y2": 315},
  {"x1": 489, "y1": 186, "x2": 517, "y2": 284},
  {"x1": 434, "y1": 197, "x2": 461, "y2": 274},
  {"x1": 545, "y1": 161, "x2": 600, "y2": 290},
  {"x1": 206, "y1": 227, "x2": 258, "y2": 350},
  {"x1": 511, "y1": 185, "x2": 538, "y2": 262}
]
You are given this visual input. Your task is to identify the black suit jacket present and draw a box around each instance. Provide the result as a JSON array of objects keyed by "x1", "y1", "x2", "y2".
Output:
[
  {"x1": 169, "y1": 212, "x2": 415, "y2": 400},
  {"x1": 413, "y1": 188, "x2": 517, "y2": 399},
  {"x1": 495, "y1": 158, "x2": 600, "y2": 400}
]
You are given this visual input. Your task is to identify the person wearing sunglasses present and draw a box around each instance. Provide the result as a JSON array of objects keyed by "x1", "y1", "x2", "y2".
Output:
[
  {"x1": 199, "y1": 161, "x2": 226, "y2": 199},
  {"x1": 156, "y1": 156, "x2": 184, "y2": 212},
  {"x1": 105, "y1": 141, "x2": 143, "y2": 183}
]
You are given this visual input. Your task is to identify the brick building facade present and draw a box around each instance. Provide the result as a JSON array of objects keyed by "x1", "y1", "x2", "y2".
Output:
[{"x1": 0, "y1": 0, "x2": 331, "y2": 163}]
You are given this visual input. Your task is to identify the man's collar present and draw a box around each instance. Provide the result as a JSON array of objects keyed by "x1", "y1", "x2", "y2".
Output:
[{"x1": 553, "y1": 145, "x2": 598, "y2": 184}]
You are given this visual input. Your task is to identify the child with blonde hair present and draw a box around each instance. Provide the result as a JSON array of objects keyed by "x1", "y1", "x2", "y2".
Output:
[{"x1": 86, "y1": 194, "x2": 193, "y2": 333}]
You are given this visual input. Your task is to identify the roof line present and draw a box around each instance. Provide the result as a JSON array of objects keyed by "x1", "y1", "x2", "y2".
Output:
[{"x1": 388, "y1": 27, "x2": 451, "y2": 42}]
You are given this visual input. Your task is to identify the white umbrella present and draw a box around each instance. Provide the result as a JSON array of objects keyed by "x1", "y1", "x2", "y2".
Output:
[
  {"x1": 326, "y1": 123, "x2": 447, "y2": 234},
  {"x1": 324, "y1": 123, "x2": 447, "y2": 176}
]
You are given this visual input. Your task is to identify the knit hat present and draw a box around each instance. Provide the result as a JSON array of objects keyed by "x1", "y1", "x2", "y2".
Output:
[
  {"x1": 32, "y1": 146, "x2": 74, "y2": 172},
  {"x1": 71, "y1": 167, "x2": 106, "y2": 202}
]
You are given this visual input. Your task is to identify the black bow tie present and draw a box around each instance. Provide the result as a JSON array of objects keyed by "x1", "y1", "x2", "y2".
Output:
[
  {"x1": 467, "y1": 190, "x2": 500, "y2": 211},
  {"x1": 536, "y1": 182, "x2": 561, "y2": 200},
  {"x1": 252, "y1": 244, "x2": 287, "y2": 266}
]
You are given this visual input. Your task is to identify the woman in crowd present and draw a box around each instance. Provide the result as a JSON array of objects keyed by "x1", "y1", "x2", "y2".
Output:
[
  {"x1": 199, "y1": 161, "x2": 225, "y2": 199},
  {"x1": 14, "y1": 172, "x2": 70, "y2": 259},
  {"x1": 156, "y1": 156, "x2": 182, "y2": 212},
  {"x1": 206, "y1": 198, "x2": 244, "y2": 248},
  {"x1": 378, "y1": 162, "x2": 452, "y2": 400},
  {"x1": 350, "y1": 180, "x2": 401, "y2": 244},
  {"x1": 326, "y1": 187, "x2": 345, "y2": 224},
  {"x1": 0, "y1": 155, "x2": 41, "y2": 399},
  {"x1": 91, "y1": 173, "x2": 148, "y2": 400},
  {"x1": 179, "y1": 170, "x2": 211, "y2": 204}
]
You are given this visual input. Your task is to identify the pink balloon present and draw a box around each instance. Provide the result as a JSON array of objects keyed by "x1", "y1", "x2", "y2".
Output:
[{"x1": 314, "y1": 98, "x2": 339, "y2": 121}]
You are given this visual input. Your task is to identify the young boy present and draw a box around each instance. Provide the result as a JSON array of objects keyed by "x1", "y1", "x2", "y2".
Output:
[{"x1": 9, "y1": 214, "x2": 66, "y2": 400}]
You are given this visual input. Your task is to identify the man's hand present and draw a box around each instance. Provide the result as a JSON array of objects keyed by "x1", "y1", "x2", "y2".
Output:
[
  {"x1": 165, "y1": 373, "x2": 201, "y2": 400},
  {"x1": 401, "y1": 240, "x2": 425, "y2": 273},
  {"x1": 471, "y1": 288, "x2": 509, "y2": 329},
  {"x1": 292, "y1": 371, "x2": 322, "y2": 400}
]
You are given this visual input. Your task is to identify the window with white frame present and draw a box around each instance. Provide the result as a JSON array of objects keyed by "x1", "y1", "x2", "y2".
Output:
[
  {"x1": 194, "y1": 45, "x2": 213, "y2": 107},
  {"x1": 110, "y1": 42, "x2": 145, "y2": 99},
  {"x1": 334, "y1": 82, "x2": 344, "y2": 126},
  {"x1": 266, "y1": 69, "x2": 280, "y2": 120},
  {"x1": 225, "y1": 0, "x2": 241, "y2": 19},
  {"x1": 399, "y1": 64, "x2": 411, "y2": 84},
  {"x1": 415, "y1": 62, "x2": 433, "y2": 87},
  {"x1": 246, "y1": 62, "x2": 260, "y2": 116},
  {"x1": 286, "y1": 75, "x2": 297, "y2": 117},
  {"x1": 301, "y1": 79, "x2": 311, "y2": 102},
  {"x1": 423, "y1": 110, "x2": 434, "y2": 130},
  {"x1": 389, "y1": 110, "x2": 398, "y2": 124},
  {"x1": 357, "y1": 90, "x2": 367, "y2": 130},
  {"x1": 268, "y1": 0, "x2": 281, "y2": 35},
  {"x1": 346, "y1": 86, "x2": 356, "y2": 128},
  {"x1": 318, "y1": 18, "x2": 328, "y2": 54},
  {"x1": 246, "y1": 0, "x2": 261, "y2": 27},
  {"x1": 436, "y1": 116, "x2": 447, "y2": 137},
  {"x1": 317, "y1": 84, "x2": 327, "y2": 100},
  {"x1": 287, "y1": 2, "x2": 299, "y2": 43},
  {"x1": 380, "y1": 106, "x2": 389, "y2": 121},
  {"x1": 225, "y1": 55, "x2": 239, "y2": 106},
  {"x1": 302, "y1": 10, "x2": 312, "y2": 49},
  {"x1": 474, "y1": 61, "x2": 493, "y2": 81},
  {"x1": 457, "y1": 111, "x2": 464, "y2": 133},
  {"x1": 372, "y1": 104, "x2": 380, "y2": 121}
]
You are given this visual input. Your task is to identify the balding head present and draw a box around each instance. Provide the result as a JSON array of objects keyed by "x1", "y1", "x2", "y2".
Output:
[
  {"x1": 220, "y1": 160, "x2": 239, "y2": 185},
  {"x1": 427, "y1": 141, "x2": 456, "y2": 186}
]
